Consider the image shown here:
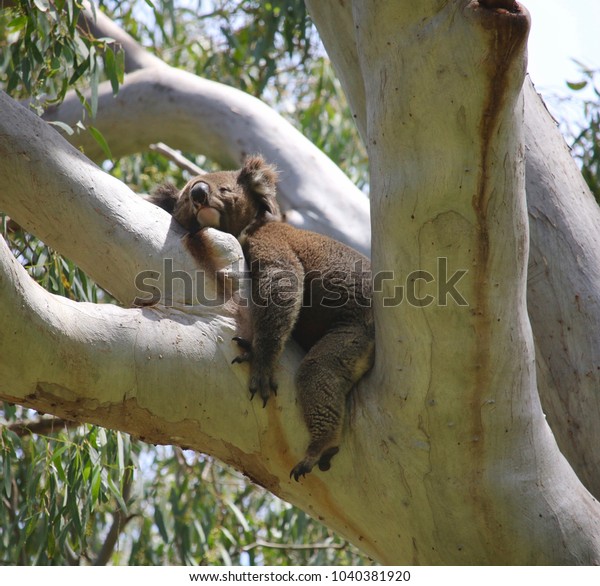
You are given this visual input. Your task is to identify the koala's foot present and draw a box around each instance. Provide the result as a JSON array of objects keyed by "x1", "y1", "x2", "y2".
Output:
[
  {"x1": 249, "y1": 366, "x2": 278, "y2": 408},
  {"x1": 290, "y1": 446, "x2": 340, "y2": 482},
  {"x1": 290, "y1": 459, "x2": 314, "y2": 482}
]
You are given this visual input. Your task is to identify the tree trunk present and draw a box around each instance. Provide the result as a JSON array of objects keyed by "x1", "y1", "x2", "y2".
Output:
[{"x1": 2, "y1": 0, "x2": 600, "y2": 564}]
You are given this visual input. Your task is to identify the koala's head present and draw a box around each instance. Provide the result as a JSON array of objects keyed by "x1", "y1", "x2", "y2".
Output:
[{"x1": 150, "y1": 155, "x2": 281, "y2": 238}]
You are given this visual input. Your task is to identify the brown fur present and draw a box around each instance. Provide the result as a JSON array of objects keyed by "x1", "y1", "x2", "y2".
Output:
[{"x1": 150, "y1": 156, "x2": 374, "y2": 480}]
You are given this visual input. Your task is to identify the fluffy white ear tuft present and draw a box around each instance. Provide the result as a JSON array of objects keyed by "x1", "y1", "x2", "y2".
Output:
[{"x1": 238, "y1": 155, "x2": 281, "y2": 217}]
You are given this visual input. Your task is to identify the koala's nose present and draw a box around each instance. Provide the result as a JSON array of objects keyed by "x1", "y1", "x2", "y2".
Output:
[{"x1": 190, "y1": 181, "x2": 209, "y2": 205}]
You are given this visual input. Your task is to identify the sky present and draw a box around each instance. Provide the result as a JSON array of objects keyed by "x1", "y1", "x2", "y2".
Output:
[{"x1": 523, "y1": 0, "x2": 599, "y2": 126}]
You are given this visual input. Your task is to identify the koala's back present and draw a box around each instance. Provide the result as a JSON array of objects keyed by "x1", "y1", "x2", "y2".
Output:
[{"x1": 245, "y1": 221, "x2": 373, "y2": 352}]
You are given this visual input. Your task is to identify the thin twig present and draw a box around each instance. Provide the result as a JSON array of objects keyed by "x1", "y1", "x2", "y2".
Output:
[
  {"x1": 242, "y1": 540, "x2": 347, "y2": 552},
  {"x1": 149, "y1": 142, "x2": 206, "y2": 176},
  {"x1": 94, "y1": 467, "x2": 136, "y2": 566},
  {"x1": 7, "y1": 416, "x2": 81, "y2": 437}
]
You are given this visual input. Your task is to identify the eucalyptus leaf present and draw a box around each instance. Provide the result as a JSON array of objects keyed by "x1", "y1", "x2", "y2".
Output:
[
  {"x1": 89, "y1": 126, "x2": 113, "y2": 161},
  {"x1": 33, "y1": 0, "x2": 50, "y2": 12},
  {"x1": 47, "y1": 120, "x2": 74, "y2": 135}
]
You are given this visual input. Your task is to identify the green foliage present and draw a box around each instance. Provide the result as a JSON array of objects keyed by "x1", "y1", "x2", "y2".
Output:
[
  {"x1": 3, "y1": 220, "x2": 108, "y2": 302},
  {"x1": 127, "y1": 0, "x2": 312, "y2": 97},
  {"x1": 0, "y1": 0, "x2": 124, "y2": 117},
  {"x1": 0, "y1": 416, "x2": 135, "y2": 565},
  {"x1": 0, "y1": 414, "x2": 365, "y2": 565}
]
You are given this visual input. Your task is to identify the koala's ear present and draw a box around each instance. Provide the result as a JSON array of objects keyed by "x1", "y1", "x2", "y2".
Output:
[
  {"x1": 238, "y1": 155, "x2": 281, "y2": 218},
  {"x1": 148, "y1": 183, "x2": 180, "y2": 214}
]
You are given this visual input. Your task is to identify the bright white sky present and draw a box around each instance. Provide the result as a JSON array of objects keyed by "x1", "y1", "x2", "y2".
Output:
[{"x1": 524, "y1": 0, "x2": 599, "y2": 126}]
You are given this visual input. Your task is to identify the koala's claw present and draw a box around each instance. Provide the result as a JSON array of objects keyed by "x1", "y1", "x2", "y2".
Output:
[
  {"x1": 290, "y1": 447, "x2": 340, "y2": 481},
  {"x1": 290, "y1": 460, "x2": 312, "y2": 482},
  {"x1": 248, "y1": 387, "x2": 269, "y2": 409},
  {"x1": 233, "y1": 337, "x2": 278, "y2": 407},
  {"x1": 233, "y1": 336, "x2": 252, "y2": 351},
  {"x1": 249, "y1": 371, "x2": 278, "y2": 407},
  {"x1": 232, "y1": 336, "x2": 252, "y2": 364}
]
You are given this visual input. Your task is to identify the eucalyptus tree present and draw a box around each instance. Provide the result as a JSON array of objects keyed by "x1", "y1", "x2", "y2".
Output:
[{"x1": 2, "y1": 0, "x2": 600, "y2": 564}]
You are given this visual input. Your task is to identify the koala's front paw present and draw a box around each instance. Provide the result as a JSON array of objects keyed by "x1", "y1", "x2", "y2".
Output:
[
  {"x1": 232, "y1": 338, "x2": 277, "y2": 406},
  {"x1": 249, "y1": 366, "x2": 278, "y2": 408}
]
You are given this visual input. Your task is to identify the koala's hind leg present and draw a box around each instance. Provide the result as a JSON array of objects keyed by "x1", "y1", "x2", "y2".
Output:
[{"x1": 290, "y1": 325, "x2": 374, "y2": 481}]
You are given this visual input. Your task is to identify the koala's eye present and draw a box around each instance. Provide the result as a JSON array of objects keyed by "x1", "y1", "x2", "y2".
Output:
[
  {"x1": 190, "y1": 182, "x2": 209, "y2": 205},
  {"x1": 219, "y1": 186, "x2": 232, "y2": 194}
]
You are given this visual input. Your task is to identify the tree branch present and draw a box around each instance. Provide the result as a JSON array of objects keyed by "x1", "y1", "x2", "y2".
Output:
[
  {"x1": 0, "y1": 92, "x2": 248, "y2": 306},
  {"x1": 0, "y1": 224, "x2": 301, "y2": 490},
  {"x1": 242, "y1": 540, "x2": 346, "y2": 552},
  {"x1": 6, "y1": 416, "x2": 81, "y2": 437},
  {"x1": 93, "y1": 467, "x2": 136, "y2": 566},
  {"x1": 524, "y1": 79, "x2": 600, "y2": 496}
]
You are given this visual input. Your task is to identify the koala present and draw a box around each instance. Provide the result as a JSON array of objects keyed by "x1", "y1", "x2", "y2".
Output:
[{"x1": 150, "y1": 156, "x2": 374, "y2": 481}]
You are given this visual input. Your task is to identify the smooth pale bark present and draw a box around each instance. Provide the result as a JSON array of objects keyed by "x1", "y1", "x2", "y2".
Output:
[
  {"x1": 524, "y1": 86, "x2": 600, "y2": 497},
  {"x1": 0, "y1": 92, "x2": 246, "y2": 306},
  {"x1": 2, "y1": 0, "x2": 600, "y2": 564},
  {"x1": 0, "y1": 227, "x2": 309, "y2": 493}
]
